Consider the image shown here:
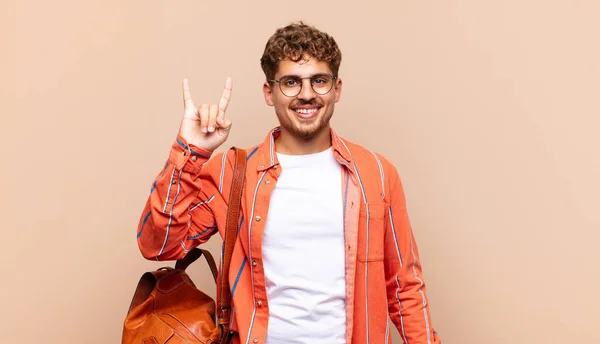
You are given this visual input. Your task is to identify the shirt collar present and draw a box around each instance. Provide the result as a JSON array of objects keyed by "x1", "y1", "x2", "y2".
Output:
[{"x1": 256, "y1": 126, "x2": 352, "y2": 171}]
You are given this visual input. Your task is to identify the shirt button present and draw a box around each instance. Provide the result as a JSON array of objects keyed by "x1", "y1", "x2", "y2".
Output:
[
  {"x1": 191, "y1": 155, "x2": 197, "y2": 162},
  {"x1": 252, "y1": 260, "x2": 257, "y2": 266},
  {"x1": 171, "y1": 179, "x2": 177, "y2": 185},
  {"x1": 253, "y1": 339, "x2": 258, "y2": 343},
  {"x1": 257, "y1": 300, "x2": 262, "y2": 307},
  {"x1": 265, "y1": 179, "x2": 270, "y2": 184},
  {"x1": 255, "y1": 215, "x2": 261, "y2": 222}
]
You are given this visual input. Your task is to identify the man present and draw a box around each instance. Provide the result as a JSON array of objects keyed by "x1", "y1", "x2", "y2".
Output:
[{"x1": 137, "y1": 21, "x2": 441, "y2": 344}]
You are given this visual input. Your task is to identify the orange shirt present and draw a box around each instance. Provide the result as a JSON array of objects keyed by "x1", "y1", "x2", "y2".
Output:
[{"x1": 137, "y1": 127, "x2": 441, "y2": 344}]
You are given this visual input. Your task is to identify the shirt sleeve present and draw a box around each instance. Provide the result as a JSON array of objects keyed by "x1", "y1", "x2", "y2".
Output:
[
  {"x1": 136, "y1": 134, "x2": 225, "y2": 261},
  {"x1": 383, "y1": 163, "x2": 442, "y2": 344}
]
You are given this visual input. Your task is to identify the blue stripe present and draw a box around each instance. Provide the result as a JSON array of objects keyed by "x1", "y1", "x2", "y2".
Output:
[
  {"x1": 246, "y1": 147, "x2": 258, "y2": 161},
  {"x1": 176, "y1": 137, "x2": 211, "y2": 158},
  {"x1": 238, "y1": 214, "x2": 244, "y2": 232},
  {"x1": 150, "y1": 160, "x2": 169, "y2": 194},
  {"x1": 231, "y1": 257, "x2": 246, "y2": 297},
  {"x1": 136, "y1": 211, "x2": 152, "y2": 238},
  {"x1": 389, "y1": 207, "x2": 404, "y2": 266},
  {"x1": 186, "y1": 222, "x2": 216, "y2": 240},
  {"x1": 190, "y1": 194, "x2": 215, "y2": 211},
  {"x1": 162, "y1": 168, "x2": 177, "y2": 213},
  {"x1": 352, "y1": 158, "x2": 371, "y2": 344},
  {"x1": 230, "y1": 214, "x2": 246, "y2": 296},
  {"x1": 159, "y1": 169, "x2": 184, "y2": 255},
  {"x1": 396, "y1": 276, "x2": 409, "y2": 342}
]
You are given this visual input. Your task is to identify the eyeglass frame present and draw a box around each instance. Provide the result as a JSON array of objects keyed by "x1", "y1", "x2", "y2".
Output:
[{"x1": 268, "y1": 73, "x2": 339, "y2": 97}]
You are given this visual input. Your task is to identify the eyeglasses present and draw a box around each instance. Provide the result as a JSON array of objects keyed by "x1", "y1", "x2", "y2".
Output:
[{"x1": 269, "y1": 73, "x2": 338, "y2": 97}]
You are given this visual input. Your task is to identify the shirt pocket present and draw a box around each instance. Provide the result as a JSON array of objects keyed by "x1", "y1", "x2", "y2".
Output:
[{"x1": 357, "y1": 202, "x2": 388, "y2": 262}]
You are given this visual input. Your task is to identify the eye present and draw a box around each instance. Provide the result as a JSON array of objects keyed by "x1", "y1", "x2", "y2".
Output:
[
  {"x1": 283, "y1": 78, "x2": 300, "y2": 87},
  {"x1": 311, "y1": 75, "x2": 332, "y2": 85}
]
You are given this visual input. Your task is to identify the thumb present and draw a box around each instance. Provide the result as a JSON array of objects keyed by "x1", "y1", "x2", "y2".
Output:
[{"x1": 216, "y1": 117, "x2": 232, "y2": 131}]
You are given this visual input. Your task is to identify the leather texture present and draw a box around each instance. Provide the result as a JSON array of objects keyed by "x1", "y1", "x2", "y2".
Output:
[{"x1": 122, "y1": 147, "x2": 247, "y2": 344}]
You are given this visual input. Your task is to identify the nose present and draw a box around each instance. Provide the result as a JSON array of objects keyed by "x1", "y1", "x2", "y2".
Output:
[{"x1": 297, "y1": 78, "x2": 317, "y2": 100}]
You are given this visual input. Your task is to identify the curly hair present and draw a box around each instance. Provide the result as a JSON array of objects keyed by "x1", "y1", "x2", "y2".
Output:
[{"x1": 260, "y1": 21, "x2": 342, "y2": 82}]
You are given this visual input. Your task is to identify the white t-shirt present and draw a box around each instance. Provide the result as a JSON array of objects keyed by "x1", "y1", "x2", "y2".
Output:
[{"x1": 262, "y1": 147, "x2": 347, "y2": 344}]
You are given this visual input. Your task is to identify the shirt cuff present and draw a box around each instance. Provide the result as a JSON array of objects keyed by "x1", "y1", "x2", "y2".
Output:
[{"x1": 169, "y1": 134, "x2": 213, "y2": 175}]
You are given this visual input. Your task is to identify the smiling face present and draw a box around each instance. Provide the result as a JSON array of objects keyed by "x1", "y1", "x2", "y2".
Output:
[{"x1": 263, "y1": 55, "x2": 342, "y2": 141}]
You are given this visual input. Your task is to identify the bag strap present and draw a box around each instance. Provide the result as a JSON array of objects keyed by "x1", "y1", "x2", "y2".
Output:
[
  {"x1": 218, "y1": 147, "x2": 247, "y2": 342},
  {"x1": 175, "y1": 248, "x2": 218, "y2": 282}
]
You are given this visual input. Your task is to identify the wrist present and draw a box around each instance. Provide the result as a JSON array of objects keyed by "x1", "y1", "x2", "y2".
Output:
[
  {"x1": 176, "y1": 135, "x2": 214, "y2": 156},
  {"x1": 169, "y1": 134, "x2": 213, "y2": 175}
]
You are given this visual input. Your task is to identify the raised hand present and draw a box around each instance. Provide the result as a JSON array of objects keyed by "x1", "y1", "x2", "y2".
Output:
[{"x1": 179, "y1": 77, "x2": 233, "y2": 152}]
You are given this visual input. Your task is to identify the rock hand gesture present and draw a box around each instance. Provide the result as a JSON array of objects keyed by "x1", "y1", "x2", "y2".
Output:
[{"x1": 179, "y1": 77, "x2": 233, "y2": 152}]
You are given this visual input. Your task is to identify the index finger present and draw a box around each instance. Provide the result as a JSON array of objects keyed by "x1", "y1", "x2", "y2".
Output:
[
  {"x1": 217, "y1": 77, "x2": 233, "y2": 119},
  {"x1": 182, "y1": 78, "x2": 195, "y2": 112}
]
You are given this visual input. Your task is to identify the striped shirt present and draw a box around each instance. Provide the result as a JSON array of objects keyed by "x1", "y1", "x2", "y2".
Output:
[{"x1": 137, "y1": 126, "x2": 442, "y2": 344}]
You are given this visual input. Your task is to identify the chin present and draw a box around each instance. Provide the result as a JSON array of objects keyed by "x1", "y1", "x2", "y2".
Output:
[
  {"x1": 294, "y1": 127, "x2": 322, "y2": 140},
  {"x1": 276, "y1": 106, "x2": 333, "y2": 140},
  {"x1": 291, "y1": 115, "x2": 331, "y2": 140}
]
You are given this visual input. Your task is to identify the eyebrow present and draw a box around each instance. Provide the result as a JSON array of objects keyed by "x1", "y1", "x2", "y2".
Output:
[{"x1": 277, "y1": 73, "x2": 331, "y2": 79}]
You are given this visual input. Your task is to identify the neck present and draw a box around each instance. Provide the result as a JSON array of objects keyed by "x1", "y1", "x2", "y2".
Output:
[{"x1": 275, "y1": 126, "x2": 332, "y2": 155}]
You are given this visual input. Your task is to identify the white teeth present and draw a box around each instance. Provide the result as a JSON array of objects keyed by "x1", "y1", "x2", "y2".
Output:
[{"x1": 295, "y1": 108, "x2": 318, "y2": 114}]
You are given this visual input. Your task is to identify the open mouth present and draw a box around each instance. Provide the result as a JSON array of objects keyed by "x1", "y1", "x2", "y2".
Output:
[{"x1": 291, "y1": 106, "x2": 322, "y2": 119}]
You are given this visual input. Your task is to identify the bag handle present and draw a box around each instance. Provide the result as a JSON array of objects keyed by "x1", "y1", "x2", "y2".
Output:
[
  {"x1": 218, "y1": 147, "x2": 247, "y2": 342},
  {"x1": 175, "y1": 248, "x2": 218, "y2": 282}
]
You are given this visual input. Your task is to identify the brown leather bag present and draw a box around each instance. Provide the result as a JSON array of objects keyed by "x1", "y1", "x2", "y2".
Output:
[{"x1": 122, "y1": 147, "x2": 247, "y2": 344}]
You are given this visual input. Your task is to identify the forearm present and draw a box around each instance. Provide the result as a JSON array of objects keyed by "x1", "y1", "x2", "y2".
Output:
[
  {"x1": 386, "y1": 255, "x2": 439, "y2": 343},
  {"x1": 136, "y1": 135, "x2": 214, "y2": 261}
]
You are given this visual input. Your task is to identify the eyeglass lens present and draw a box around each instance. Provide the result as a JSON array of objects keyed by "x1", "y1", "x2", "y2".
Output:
[{"x1": 278, "y1": 74, "x2": 334, "y2": 97}]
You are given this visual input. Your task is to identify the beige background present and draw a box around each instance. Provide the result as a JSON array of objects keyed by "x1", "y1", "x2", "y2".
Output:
[{"x1": 2, "y1": 0, "x2": 599, "y2": 343}]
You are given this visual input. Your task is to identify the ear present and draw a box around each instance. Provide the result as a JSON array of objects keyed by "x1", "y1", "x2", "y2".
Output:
[
  {"x1": 263, "y1": 81, "x2": 274, "y2": 106},
  {"x1": 333, "y1": 77, "x2": 343, "y2": 103}
]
